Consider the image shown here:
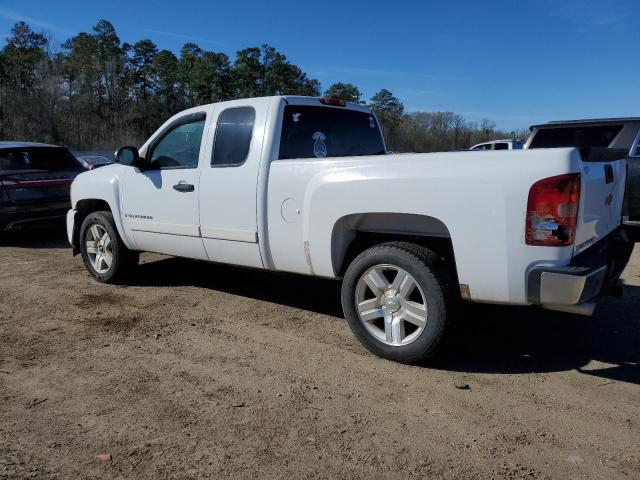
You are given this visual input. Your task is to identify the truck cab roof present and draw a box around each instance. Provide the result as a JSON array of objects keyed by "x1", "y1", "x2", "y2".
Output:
[
  {"x1": 281, "y1": 96, "x2": 372, "y2": 113},
  {"x1": 171, "y1": 96, "x2": 373, "y2": 117}
]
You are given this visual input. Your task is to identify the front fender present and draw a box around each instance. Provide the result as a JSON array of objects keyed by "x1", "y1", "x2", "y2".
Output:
[{"x1": 71, "y1": 166, "x2": 136, "y2": 250}]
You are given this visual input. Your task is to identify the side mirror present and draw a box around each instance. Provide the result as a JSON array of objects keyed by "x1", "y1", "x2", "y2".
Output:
[{"x1": 115, "y1": 146, "x2": 146, "y2": 170}]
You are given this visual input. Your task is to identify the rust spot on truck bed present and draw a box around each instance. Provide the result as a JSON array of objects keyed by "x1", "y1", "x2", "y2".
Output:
[{"x1": 303, "y1": 240, "x2": 315, "y2": 275}]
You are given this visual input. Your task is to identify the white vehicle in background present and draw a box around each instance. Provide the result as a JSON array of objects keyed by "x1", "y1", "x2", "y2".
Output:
[
  {"x1": 66, "y1": 96, "x2": 633, "y2": 363},
  {"x1": 470, "y1": 139, "x2": 524, "y2": 151}
]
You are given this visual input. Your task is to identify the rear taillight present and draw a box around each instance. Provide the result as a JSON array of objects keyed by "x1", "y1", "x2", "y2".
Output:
[
  {"x1": 526, "y1": 173, "x2": 581, "y2": 246},
  {"x1": 319, "y1": 97, "x2": 346, "y2": 107},
  {"x1": 0, "y1": 178, "x2": 74, "y2": 189}
]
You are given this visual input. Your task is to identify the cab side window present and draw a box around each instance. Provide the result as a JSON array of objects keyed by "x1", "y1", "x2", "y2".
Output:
[
  {"x1": 494, "y1": 143, "x2": 508, "y2": 150},
  {"x1": 211, "y1": 107, "x2": 255, "y2": 167},
  {"x1": 149, "y1": 115, "x2": 206, "y2": 169}
]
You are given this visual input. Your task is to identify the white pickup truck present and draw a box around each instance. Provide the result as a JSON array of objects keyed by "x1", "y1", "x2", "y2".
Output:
[{"x1": 67, "y1": 96, "x2": 634, "y2": 363}]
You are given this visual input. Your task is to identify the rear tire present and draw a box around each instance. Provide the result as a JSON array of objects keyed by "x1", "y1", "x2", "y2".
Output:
[
  {"x1": 80, "y1": 211, "x2": 138, "y2": 283},
  {"x1": 341, "y1": 242, "x2": 454, "y2": 363}
]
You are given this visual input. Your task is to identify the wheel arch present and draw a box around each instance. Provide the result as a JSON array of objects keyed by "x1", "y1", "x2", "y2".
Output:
[
  {"x1": 72, "y1": 199, "x2": 111, "y2": 253},
  {"x1": 331, "y1": 213, "x2": 460, "y2": 285},
  {"x1": 73, "y1": 198, "x2": 134, "y2": 253}
]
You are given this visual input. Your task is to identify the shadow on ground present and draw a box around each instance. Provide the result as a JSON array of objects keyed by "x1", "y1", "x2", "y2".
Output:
[
  {"x1": 0, "y1": 223, "x2": 69, "y2": 249},
  {"x1": 436, "y1": 290, "x2": 640, "y2": 386},
  {"x1": 132, "y1": 256, "x2": 345, "y2": 317},
  {"x1": 2, "y1": 229, "x2": 638, "y2": 385},
  {"x1": 128, "y1": 256, "x2": 640, "y2": 385}
]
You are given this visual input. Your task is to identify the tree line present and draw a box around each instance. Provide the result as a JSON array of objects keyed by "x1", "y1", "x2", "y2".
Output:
[{"x1": 0, "y1": 20, "x2": 524, "y2": 151}]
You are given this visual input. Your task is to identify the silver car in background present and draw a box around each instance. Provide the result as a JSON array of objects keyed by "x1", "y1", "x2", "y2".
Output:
[{"x1": 72, "y1": 151, "x2": 115, "y2": 170}]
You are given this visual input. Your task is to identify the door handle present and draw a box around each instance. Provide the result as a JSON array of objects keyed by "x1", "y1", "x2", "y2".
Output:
[
  {"x1": 173, "y1": 182, "x2": 195, "y2": 192},
  {"x1": 604, "y1": 165, "x2": 614, "y2": 184}
]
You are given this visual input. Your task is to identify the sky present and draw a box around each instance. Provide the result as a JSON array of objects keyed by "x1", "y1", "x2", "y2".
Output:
[{"x1": 1, "y1": 0, "x2": 639, "y2": 131}]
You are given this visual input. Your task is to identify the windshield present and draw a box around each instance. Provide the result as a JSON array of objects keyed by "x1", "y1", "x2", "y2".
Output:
[
  {"x1": 0, "y1": 147, "x2": 83, "y2": 172},
  {"x1": 529, "y1": 125, "x2": 623, "y2": 149},
  {"x1": 279, "y1": 105, "x2": 385, "y2": 159}
]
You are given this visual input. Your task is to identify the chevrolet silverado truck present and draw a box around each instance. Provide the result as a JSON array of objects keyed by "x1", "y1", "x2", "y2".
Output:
[{"x1": 66, "y1": 96, "x2": 633, "y2": 363}]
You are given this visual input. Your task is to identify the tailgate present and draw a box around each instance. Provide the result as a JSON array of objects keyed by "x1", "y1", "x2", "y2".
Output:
[{"x1": 574, "y1": 148, "x2": 627, "y2": 254}]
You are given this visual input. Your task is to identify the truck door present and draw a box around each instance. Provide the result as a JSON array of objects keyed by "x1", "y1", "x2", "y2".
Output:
[
  {"x1": 121, "y1": 111, "x2": 208, "y2": 260},
  {"x1": 198, "y1": 98, "x2": 271, "y2": 268}
]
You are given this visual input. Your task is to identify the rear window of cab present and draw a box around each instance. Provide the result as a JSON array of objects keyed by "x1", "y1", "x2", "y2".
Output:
[{"x1": 279, "y1": 105, "x2": 385, "y2": 160}]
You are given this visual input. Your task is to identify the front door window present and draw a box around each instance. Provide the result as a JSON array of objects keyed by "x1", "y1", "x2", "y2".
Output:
[{"x1": 149, "y1": 116, "x2": 206, "y2": 169}]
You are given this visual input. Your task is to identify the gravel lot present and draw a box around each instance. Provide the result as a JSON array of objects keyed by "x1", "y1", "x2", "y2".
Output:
[{"x1": 1, "y1": 227, "x2": 639, "y2": 479}]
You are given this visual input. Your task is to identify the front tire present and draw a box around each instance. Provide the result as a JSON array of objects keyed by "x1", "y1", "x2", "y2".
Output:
[
  {"x1": 341, "y1": 242, "x2": 454, "y2": 363},
  {"x1": 80, "y1": 211, "x2": 138, "y2": 283}
]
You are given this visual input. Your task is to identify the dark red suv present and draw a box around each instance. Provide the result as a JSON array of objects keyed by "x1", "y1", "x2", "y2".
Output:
[{"x1": 0, "y1": 142, "x2": 84, "y2": 231}]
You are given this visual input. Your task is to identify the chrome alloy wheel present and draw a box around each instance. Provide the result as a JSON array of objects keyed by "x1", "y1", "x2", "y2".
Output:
[
  {"x1": 85, "y1": 224, "x2": 113, "y2": 274},
  {"x1": 355, "y1": 264, "x2": 428, "y2": 346}
]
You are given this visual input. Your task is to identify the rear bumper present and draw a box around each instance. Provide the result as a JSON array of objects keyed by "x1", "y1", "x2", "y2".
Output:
[
  {"x1": 528, "y1": 265, "x2": 608, "y2": 305},
  {"x1": 0, "y1": 201, "x2": 70, "y2": 231},
  {"x1": 527, "y1": 229, "x2": 633, "y2": 306}
]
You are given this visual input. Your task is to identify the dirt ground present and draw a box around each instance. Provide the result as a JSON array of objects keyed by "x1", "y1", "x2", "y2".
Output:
[{"x1": 0, "y1": 227, "x2": 639, "y2": 480}]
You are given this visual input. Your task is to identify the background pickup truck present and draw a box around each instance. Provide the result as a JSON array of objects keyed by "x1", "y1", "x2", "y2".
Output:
[{"x1": 67, "y1": 96, "x2": 634, "y2": 363}]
